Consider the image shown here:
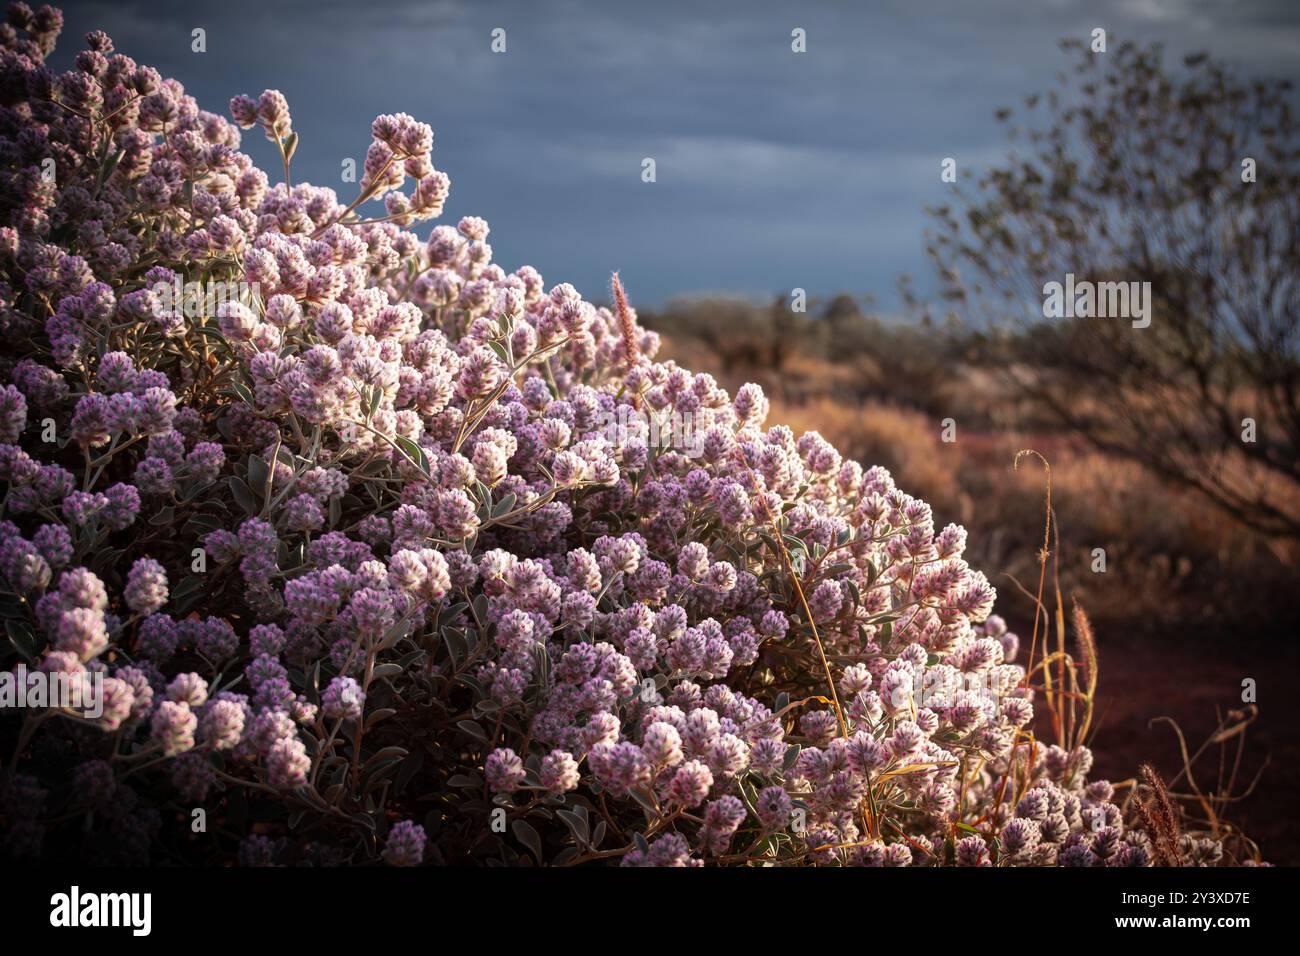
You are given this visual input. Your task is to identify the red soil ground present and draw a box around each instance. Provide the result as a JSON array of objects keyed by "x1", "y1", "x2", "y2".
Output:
[{"x1": 1081, "y1": 633, "x2": 1299, "y2": 865}]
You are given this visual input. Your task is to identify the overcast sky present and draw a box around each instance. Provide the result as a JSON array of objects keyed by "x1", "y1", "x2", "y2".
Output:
[{"x1": 53, "y1": 0, "x2": 1300, "y2": 310}]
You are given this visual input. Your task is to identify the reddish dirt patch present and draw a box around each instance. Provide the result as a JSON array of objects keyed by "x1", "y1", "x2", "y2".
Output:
[{"x1": 1080, "y1": 633, "x2": 1299, "y2": 864}]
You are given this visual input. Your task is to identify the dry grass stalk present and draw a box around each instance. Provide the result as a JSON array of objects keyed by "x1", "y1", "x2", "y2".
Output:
[
  {"x1": 610, "y1": 272, "x2": 641, "y2": 408},
  {"x1": 1071, "y1": 601, "x2": 1099, "y2": 747},
  {"x1": 1136, "y1": 764, "x2": 1185, "y2": 866}
]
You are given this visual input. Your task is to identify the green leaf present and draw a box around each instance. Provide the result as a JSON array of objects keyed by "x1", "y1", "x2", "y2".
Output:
[
  {"x1": 512, "y1": 819, "x2": 544, "y2": 865},
  {"x1": 6, "y1": 620, "x2": 36, "y2": 663},
  {"x1": 89, "y1": 547, "x2": 124, "y2": 575},
  {"x1": 393, "y1": 435, "x2": 428, "y2": 474},
  {"x1": 96, "y1": 148, "x2": 124, "y2": 188},
  {"x1": 628, "y1": 787, "x2": 658, "y2": 816},
  {"x1": 456, "y1": 719, "x2": 489, "y2": 743},
  {"x1": 247, "y1": 454, "x2": 270, "y2": 493},
  {"x1": 0, "y1": 600, "x2": 30, "y2": 621},
  {"x1": 194, "y1": 325, "x2": 228, "y2": 344},
  {"x1": 438, "y1": 602, "x2": 469, "y2": 627},
  {"x1": 363, "y1": 746, "x2": 409, "y2": 773},
  {"x1": 227, "y1": 380, "x2": 255, "y2": 406},
  {"x1": 556, "y1": 809, "x2": 590, "y2": 845},
  {"x1": 783, "y1": 744, "x2": 802, "y2": 772},
  {"x1": 228, "y1": 476, "x2": 257, "y2": 515},
  {"x1": 170, "y1": 575, "x2": 206, "y2": 615},
  {"x1": 441, "y1": 626, "x2": 467, "y2": 669},
  {"x1": 844, "y1": 578, "x2": 861, "y2": 609},
  {"x1": 394, "y1": 749, "x2": 425, "y2": 794},
  {"x1": 182, "y1": 513, "x2": 225, "y2": 537}
]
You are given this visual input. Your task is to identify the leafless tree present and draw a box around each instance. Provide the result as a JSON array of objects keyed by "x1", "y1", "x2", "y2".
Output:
[{"x1": 927, "y1": 40, "x2": 1300, "y2": 537}]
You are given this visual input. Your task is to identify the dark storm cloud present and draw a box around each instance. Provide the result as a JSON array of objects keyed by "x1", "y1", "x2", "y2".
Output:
[{"x1": 51, "y1": 0, "x2": 1300, "y2": 308}]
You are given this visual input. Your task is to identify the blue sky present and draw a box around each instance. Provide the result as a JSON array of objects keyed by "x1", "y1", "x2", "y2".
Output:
[{"x1": 54, "y1": 0, "x2": 1300, "y2": 310}]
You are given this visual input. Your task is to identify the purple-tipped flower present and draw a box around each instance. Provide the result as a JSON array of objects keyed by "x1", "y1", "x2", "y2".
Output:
[
  {"x1": 201, "y1": 698, "x2": 246, "y2": 751},
  {"x1": 322, "y1": 675, "x2": 365, "y2": 720},
  {"x1": 267, "y1": 735, "x2": 310, "y2": 789},
  {"x1": 664, "y1": 759, "x2": 713, "y2": 808},
  {"x1": 383, "y1": 820, "x2": 426, "y2": 866},
  {"x1": 485, "y1": 747, "x2": 526, "y2": 794},
  {"x1": 151, "y1": 700, "x2": 197, "y2": 757},
  {"x1": 539, "y1": 749, "x2": 580, "y2": 795},
  {"x1": 124, "y1": 557, "x2": 168, "y2": 615},
  {"x1": 94, "y1": 677, "x2": 136, "y2": 731},
  {"x1": 955, "y1": 834, "x2": 991, "y2": 867},
  {"x1": 166, "y1": 672, "x2": 209, "y2": 708}
]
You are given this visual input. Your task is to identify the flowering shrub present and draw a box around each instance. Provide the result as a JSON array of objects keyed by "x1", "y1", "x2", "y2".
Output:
[{"x1": 0, "y1": 4, "x2": 1238, "y2": 867}]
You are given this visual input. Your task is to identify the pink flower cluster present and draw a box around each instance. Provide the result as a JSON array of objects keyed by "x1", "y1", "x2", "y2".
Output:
[{"x1": 0, "y1": 4, "x2": 1196, "y2": 867}]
